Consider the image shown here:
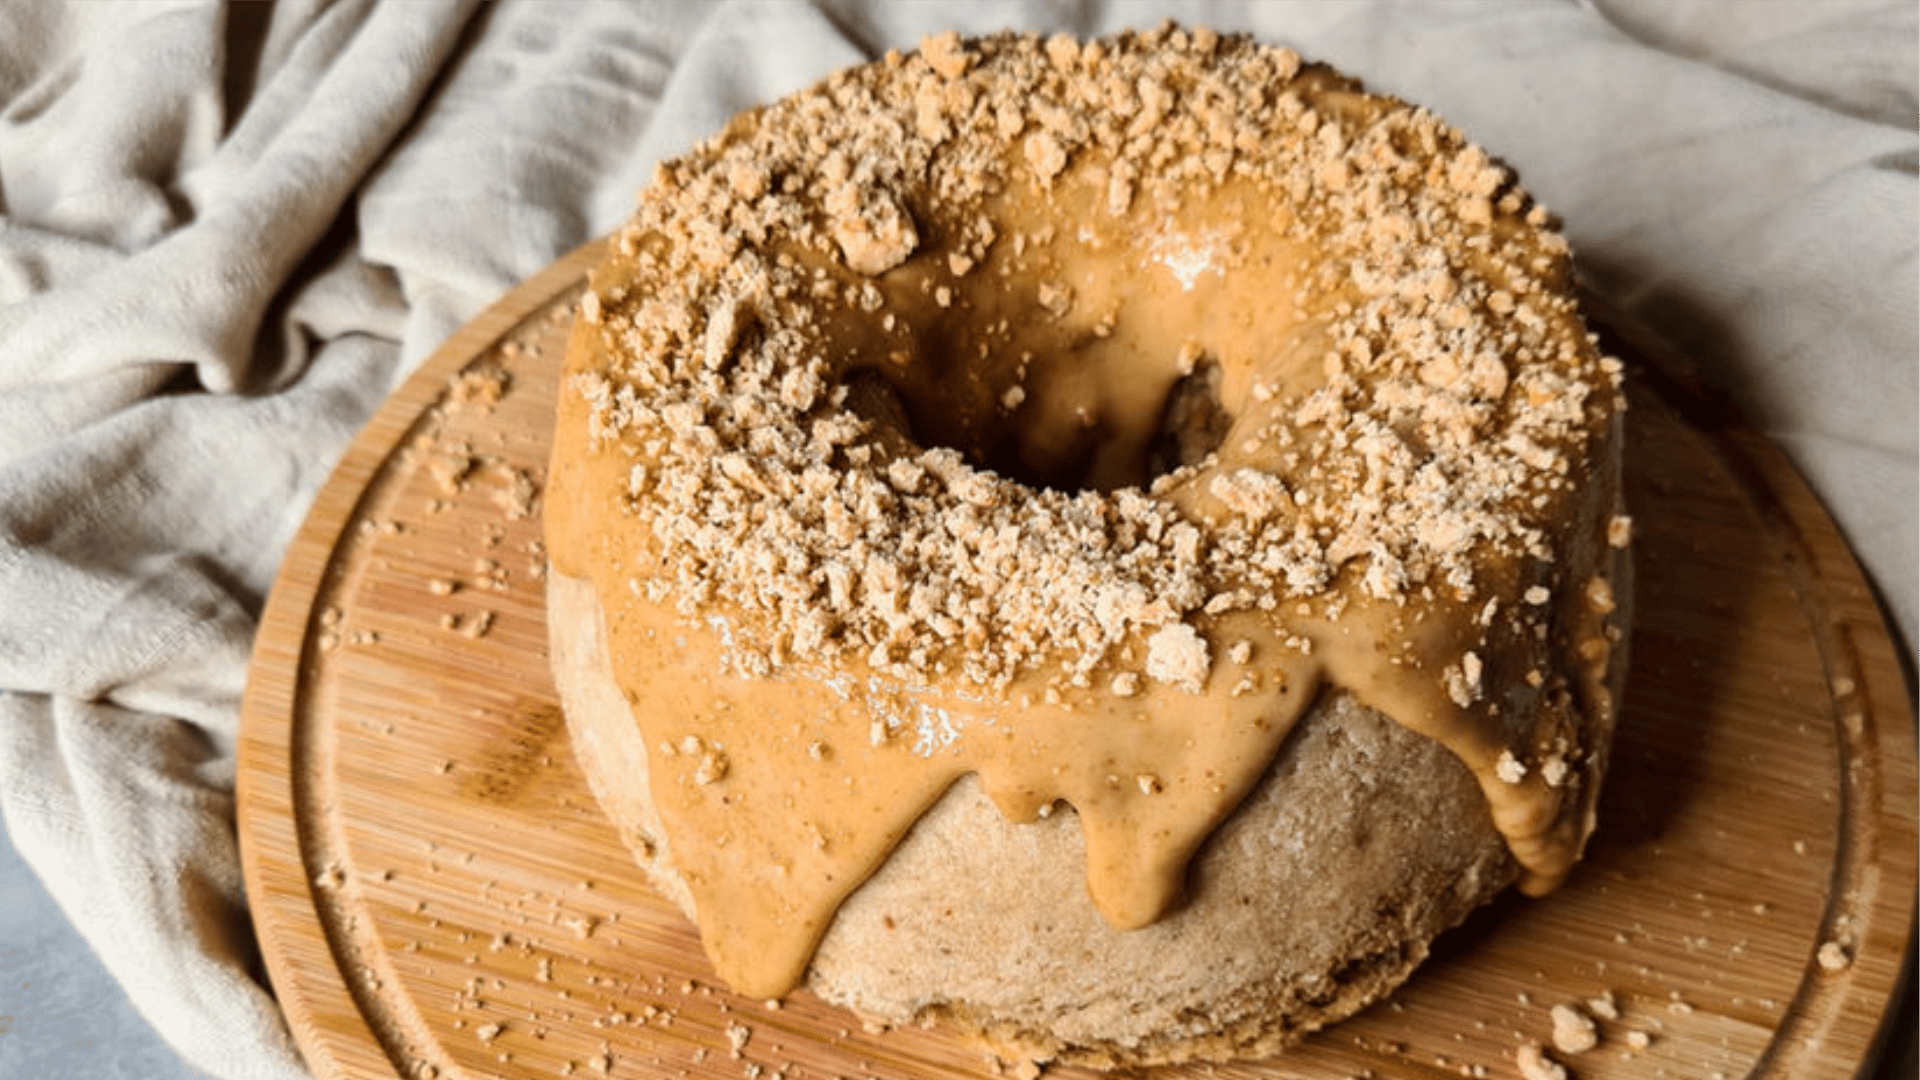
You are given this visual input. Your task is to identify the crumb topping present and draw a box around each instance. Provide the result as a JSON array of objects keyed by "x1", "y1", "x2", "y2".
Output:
[{"x1": 566, "y1": 25, "x2": 1622, "y2": 698}]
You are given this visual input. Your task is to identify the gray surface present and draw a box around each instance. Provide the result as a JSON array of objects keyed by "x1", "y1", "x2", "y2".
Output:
[{"x1": 0, "y1": 827, "x2": 209, "y2": 1080}]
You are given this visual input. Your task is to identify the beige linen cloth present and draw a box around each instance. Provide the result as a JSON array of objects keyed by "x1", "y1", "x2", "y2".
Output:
[{"x1": 0, "y1": 2, "x2": 1912, "y2": 1077}]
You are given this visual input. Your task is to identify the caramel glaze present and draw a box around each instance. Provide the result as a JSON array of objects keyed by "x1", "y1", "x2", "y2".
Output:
[{"x1": 546, "y1": 28, "x2": 1630, "y2": 1001}]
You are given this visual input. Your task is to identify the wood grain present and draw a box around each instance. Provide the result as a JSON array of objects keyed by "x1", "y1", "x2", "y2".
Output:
[{"x1": 237, "y1": 240, "x2": 1918, "y2": 1080}]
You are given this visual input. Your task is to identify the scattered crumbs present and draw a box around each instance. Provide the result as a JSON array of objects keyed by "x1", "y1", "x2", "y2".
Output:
[
  {"x1": 1550, "y1": 1002, "x2": 1598, "y2": 1055},
  {"x1": 1496, "y1": 749, "x2": 1528, "y2": 784},
  {"x1": 475, "y1": 1022, "x2": 503, "y2": 1043},
  {"x1": 452, "y1": 363, "x2": 511, "y2": 412},
  {"x1": 474, "y1": 556, "x2": 509, "y2": 590},
  {"x1": 1626, "y1": 1029, "x2": 1652, "y2": 1050},
  {"x1": 492, "y1": 464, "x2": 540, "y2": 520},
  {"x1": 726, "y1": 1021, "x2": 754, "y2": 1057},
  {"x1": 427, "y1": 448, "x2": 476, "y2": 496},
  {"x1": 1584, "y1": 991, "x2": 1618, "y2": 1021},
  {"x1": 1584, "y1": 576, "x2": 1615, "y2": 614},
  {"x1": 317, "y1": 608, "x2": 343, "y2": 650},
  {"x1": 1515, "y1": 1043, "x2": 1566, "y2": 1080},
  {"x1": 449, "y1": 609, "x2": 496, "y2": 639},
  {"x1": 1817, "y1": 941, "x2": 1852, "y2": 971},
  {"x1": 1606, "y1": 514, "x2": 1632, "y2": 549}
]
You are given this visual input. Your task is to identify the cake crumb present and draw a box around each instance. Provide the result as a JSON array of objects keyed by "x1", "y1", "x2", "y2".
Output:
[
  {"x1": 1024, "y1": 132, "x2": 1069, "y2": 182},
  {"x1": 1540, "y1": 754, "x2": 1570, "y2": 788},
  {"x1": 1515, "y1": 1043, "x2": 1567, "y2": 1080},
  {"x1": 921, "y1": 30, "x2": 973, "y2": 79},
  {"x1": 1144, "y1": 623, "x2": 1210, "y2": 691},
  {"x1": 1817, "y1": 941, "x2": 1852, "y2": 971},
  {"x1": 695, "y1": 750, "x2": 731, "y2": 785},
  {"x1": 1209, "y1": 467, "x2": 1289, "y2": 520},
  {"x1": 1550, "y1": 1002, "x2": 1599, "y2": 1054},
  {"x1": 1585, "y1": 576, "x2": 1615, "y2": 615},
  {"x1": 452, "y1": 364, "x2": 510, "y2": 411},
  {"x1": 1607, "y1": 514, "x2": 1632, "y2": 548},
  {"x1": 827, "y1": 186, "x2": 918, "y2": 276}
]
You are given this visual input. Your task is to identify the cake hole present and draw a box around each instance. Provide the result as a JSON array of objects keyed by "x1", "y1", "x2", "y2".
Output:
[
  {"x1": 845, "y1": 357, "x2": 1231, "y2": 496},
  {"x1": 1146, "y1": 360, "x2": 1231, "y2": 480}
]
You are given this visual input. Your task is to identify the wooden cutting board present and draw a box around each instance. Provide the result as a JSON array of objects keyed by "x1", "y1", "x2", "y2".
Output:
[{"x1": 237, "y1": 240, "x2": 1918, "y2": 1080}]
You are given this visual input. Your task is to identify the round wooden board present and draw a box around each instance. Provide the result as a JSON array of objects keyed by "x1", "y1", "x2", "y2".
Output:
[{"x1": 238, "y1": 240, "x2": 1918, "y2": 1080}]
